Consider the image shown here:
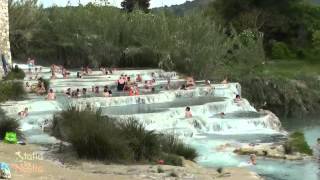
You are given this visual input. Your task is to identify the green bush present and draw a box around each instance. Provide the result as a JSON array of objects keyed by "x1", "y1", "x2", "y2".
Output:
[
  {"x1": 4, "y1": 65, "x2": 25, "y2": 80},
  {"x1": 160, "y1": 135, "x2": 198, "y2": 161},
  {"x1": 118, "y1": 118, "x2": 161, "y2": 161},
  {"x1": 285, "y1": 131, "x2": 313, "y2": 155},
  {"x1": 52, "y1": 108, "x2": 198, "y2": 164},
  {"x1": 0, "y1": 109, "x2": 22, "y2": 140},
  {"x1": 52, "y1": 108, "x2": 130, "y2": 161},
  {"x1": 271, "y1": 41, "x2": 296, "y2": 60},
  {"x1": 0, "y1": 81, "x2": 26, "y2": 102}
]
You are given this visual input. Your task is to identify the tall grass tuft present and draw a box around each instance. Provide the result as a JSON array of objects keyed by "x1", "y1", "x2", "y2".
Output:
[
  {"x1": 52, "y1": 108, "x2": 130, "y2": 161},
  {"x1": 118, "y1": 118, "x2": 161, "y2": 161},
  {"x1": 51, "y1": 108, "x2": 198, "y2": 164},
  {"x1": 160, "y1": 135, "x2": 198, "y2": 161},
  {"x1": 0, "y1": 81, "x2": 26, "y2": 102}
]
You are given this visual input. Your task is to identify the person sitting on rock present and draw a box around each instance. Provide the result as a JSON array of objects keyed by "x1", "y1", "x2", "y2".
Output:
[
  {"x1": 18, "y1": 107, "x2": 29, "y2": 118},
  {"x1": 185, "y1": 107, "x2": 192, "y2": 118},
  {"x1": 46, "y1": 89, "x2": 56, "y2": 100}
]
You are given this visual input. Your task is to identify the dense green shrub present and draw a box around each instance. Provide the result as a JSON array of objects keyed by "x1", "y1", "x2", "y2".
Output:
[
  {"x1": 9, "y1": 2, "x2": 266, "y2": 79},
  {"x1": 4, "y1": 65, "x2": 25, "y2": 80},
  {"x1": 0, "y1": 81, "x2": 26, "y2": 102},
  {"x1": 52, "y1": 108, "x2": 130, "y2": 161},
  {"x1": 160, "y1": 135, "x2": 198, "y2": 161},
  {"x1": 119, "y1": 47, "x2": 159, "y2": 68},
  {"x1": 284, "y1": 131, "x2": 313, "y2": 155},
  {"x1": 0, "y1": 109, "x2": 22, "y2": 140},
  {"x1": 119, "y1": 118, "x2": 160, "y2": 161},
  {"x1": 271, "y1": 41, "x2": 296, "y2": 60},
  {"x1": 52, "y1": 108, "x2": 198, "y2": 164}
]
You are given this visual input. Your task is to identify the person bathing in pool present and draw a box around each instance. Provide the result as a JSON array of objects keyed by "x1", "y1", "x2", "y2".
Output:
[
  {"x1": 47, "y1": 89, "x2": 56, "y2": 100},
  {"x1": 18, "y1": 107, "x2": 29, "y2": 118},
  {"x1": 249, "y1": 154, "x2": 257, "y2": 165},
  {"x1": 185, "y1": 107, "x2": 192, "y2": 118},
  {"x1": 103, "y1": 86, "x2": 111, "y2": 97}
]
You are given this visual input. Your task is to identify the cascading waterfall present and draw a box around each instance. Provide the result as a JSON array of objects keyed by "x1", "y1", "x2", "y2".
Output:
[
  {"x1": 104, "y1": 98, "x2": 282, "y2": 137},
  {"x1": 2, "y1": 64, "x2": 283, "y2": 148}
]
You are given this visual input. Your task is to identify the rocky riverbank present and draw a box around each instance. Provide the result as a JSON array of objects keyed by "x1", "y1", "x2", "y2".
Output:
[
  {"x1": 239, "y1": 76, "x2": 320, "y2": 119},
  {"x1": 0, "y1": 143, "x2": 262, "y2": 180},
  {"x1": 234, "y1": 144, "x2": 309, "y2": 161}
]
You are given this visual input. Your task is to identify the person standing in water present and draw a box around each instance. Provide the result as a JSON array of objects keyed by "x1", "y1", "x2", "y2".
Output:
[
  {"x1": 185, "y1": 107, "x2": 192, "y2": 118},
  {"x1": 47, "y1": 89, "x2": 56, "y2": 100},
  {"x1": 249, "y1": 154, "x2": 257, "y2": 165}
]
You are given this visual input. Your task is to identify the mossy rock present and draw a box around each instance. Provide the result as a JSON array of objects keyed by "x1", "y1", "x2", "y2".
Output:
[{"x1": 285, "y1": 131, "x2": 313, "y2": 155}]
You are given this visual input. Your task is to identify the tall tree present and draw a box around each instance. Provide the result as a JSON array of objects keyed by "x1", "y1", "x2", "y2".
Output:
[{"x1": 121, "y1": 0, "x2": 150, "y2": 13}]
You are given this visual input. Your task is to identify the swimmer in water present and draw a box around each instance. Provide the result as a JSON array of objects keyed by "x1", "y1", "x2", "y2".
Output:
[
  {"x1": 18, "y1": 107, "x2": 29, "y2": 118},
  {"x1": 47, "y1": 89, "x2": 56, "y2": 100},
  {"x1": 185, "y1": 106, "x2": 192, "y2": 118}
]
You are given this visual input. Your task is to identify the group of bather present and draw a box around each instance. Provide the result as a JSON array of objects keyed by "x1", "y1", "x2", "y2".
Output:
[
  {"x1": 21, "y1": 60, "x2": 241, "y2": 117},
  {"x1": 117, "y1": 74, "x2": 146, "y2": 96},
  {"x1": 64, "y1": 85, "x2": 113, "y2": 98},
  {"x1": 50, "y1": 64, "x2": 70, "y2": 79}
]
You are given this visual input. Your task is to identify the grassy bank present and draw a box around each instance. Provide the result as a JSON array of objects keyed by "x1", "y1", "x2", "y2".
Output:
[{"x1": 51, "y1": 108, "x2": 197, "y2": 165}]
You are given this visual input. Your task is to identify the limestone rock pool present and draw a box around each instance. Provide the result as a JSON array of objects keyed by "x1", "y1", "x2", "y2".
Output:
[{"x1": 1, "y1": 63, "x2": 319, "y2": 180}]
